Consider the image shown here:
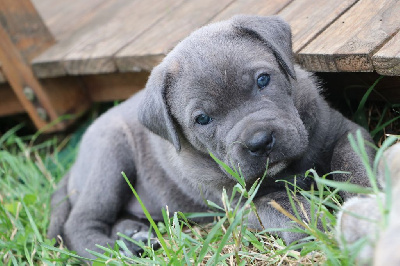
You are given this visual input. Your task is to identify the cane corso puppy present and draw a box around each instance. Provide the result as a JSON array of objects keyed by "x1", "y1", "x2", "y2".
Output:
[{"x1": 48, "y1": 15, "x2": 374, "y2": 257}]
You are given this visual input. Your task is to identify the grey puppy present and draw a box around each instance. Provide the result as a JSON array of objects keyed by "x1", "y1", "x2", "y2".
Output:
[{"x1": 48, "y1": 15, "x2": 374, "y2": 258}]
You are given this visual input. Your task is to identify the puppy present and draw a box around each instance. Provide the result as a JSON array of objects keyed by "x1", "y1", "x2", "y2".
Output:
[{"x1": 48, "y1": 15, "x2": 374, "y2": 258}]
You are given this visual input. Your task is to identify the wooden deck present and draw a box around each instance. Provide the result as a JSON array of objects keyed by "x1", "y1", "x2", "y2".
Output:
[
  {"x1": 29, "y1": 0, "x2": 400, "y2": 78},
  {"x1": 0, "y1": 0, "x2": 400, "y2": 130}
]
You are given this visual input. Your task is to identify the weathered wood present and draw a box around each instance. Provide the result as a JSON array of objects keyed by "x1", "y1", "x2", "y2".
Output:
[
  {"x1": 82, "y1": 72, "x2": 149, "y2": 102},
  {"x1": 32, "y1": 0, "x2": 135, "y2": 78},
  {"x1": 299, "y1": 0, "x2": 400, "y2": 72},
  {"x1": 0, "y1": 23, "x2": 90, "y2": 131},
  {"x1": 211, "y1": 0, "x2": 292, "y2": 22},
  {"x1": 116, "y1": 0, "x2": 234, "y2": 72},
  {"x1": 62, "y1": 0, "x2": 182, "y2": 75},
  {"x1": 0, "y1": 0, "x2": 55, "y2": 62},
  {"x1": 61, "y1": 0, "x2": 182, "y2": 75},
  {"x1": 33, "y1": 0, "x2": 183, "y2": 77},
  {"x1": 373, "y1": 31, "x2": 400, "y2": 76},
  {"x1": 0, "y1": 23, "x2": 56, "y2": 129},
  {"x1": 40, "y1": 77, "x2": 91, "y2": 120},
  {"x1": 0, "y1": 83, "x2": 24, "y2": 117},
  {"x1": 278, "y1": 0, "x2": 359, "y2": 53},
  {"x1": 31, "y1": 0, "x2": 111, "y2": 41}
]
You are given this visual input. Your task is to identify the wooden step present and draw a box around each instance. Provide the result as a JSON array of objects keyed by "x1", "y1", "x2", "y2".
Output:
[
  {"x1": 30, "y1": 0, "x2": 400, "y2": 78},
  {"x1": 298, "y1": 0, "x2": 400, "y2": 73},
  {"x1": 116, "y1": 0, "x2": 236, "y2": 72},
  {"x1": 373, "y1": 31, "x2": 400, "y2": 76}
]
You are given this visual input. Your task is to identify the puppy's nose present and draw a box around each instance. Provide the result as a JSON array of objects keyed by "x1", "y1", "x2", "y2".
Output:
[{"x1": 246, "y1": 131, "x2": 275, "y2": 156}]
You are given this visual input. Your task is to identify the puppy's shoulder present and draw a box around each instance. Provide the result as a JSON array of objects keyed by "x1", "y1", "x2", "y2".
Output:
[{"x1": 81, "y1": 91, "x2": 146, "y2": 142}]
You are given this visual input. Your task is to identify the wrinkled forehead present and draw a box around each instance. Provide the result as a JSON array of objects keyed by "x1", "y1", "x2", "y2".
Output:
[
  {"x1": 178, "y1": 31, "x2": 276, "y2": 76},
  {"x1": 165, "y1": 29, "x2": 280, "y2": 115}
]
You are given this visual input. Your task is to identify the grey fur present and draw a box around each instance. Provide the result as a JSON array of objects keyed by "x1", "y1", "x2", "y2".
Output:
[{"x1": 48, "y1": 15, "x2": 374, "y2": 258}]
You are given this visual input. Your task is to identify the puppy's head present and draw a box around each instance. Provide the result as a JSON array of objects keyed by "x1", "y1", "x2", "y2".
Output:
[{"x1": 139, "y1": 15, "x2": 309, "y2": 182}]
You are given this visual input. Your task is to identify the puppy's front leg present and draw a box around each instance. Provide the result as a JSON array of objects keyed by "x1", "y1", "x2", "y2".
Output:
[{"x1": 330, "y1": 126, "x2": 375, "y2": 200}]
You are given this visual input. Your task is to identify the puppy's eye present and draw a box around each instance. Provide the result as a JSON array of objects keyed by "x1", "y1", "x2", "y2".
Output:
[
  {"x1": 257, "y1": 73, "x2": 271, "y2": 89},
  {"x1": 195, "y1": 114, "x2": 212, "y2": 125}
]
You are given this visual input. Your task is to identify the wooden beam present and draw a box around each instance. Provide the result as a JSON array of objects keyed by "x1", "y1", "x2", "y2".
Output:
[
  {"x1": 0, "y1": 83, "x2": 24, "y2": 117},
  {"x1": 82, "y1": 72, "x2": 148, "y2": 102}
]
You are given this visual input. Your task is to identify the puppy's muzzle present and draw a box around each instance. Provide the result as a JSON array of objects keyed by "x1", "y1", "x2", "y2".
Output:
[{"x1": 246, "y1": 130, "x2": 275, "y2": 156}]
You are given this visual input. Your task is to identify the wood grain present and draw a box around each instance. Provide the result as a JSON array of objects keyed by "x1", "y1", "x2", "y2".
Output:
[
  {"x1": 0, "y1": 0, "x2": 55, "y2": 62},
  {"x1": 62, "y1": 0, "x2": 182, "y2": 75},
  {"x1": 299, "y1": 0, "x2": 400, "y2": 72},
  {"x1": 32, "y1": 0, "x2": 183, "y2": 77},
  {"x1": 373, "y1": 31, "x2": 400, "y2": 76},
  {"x1": 32, "y1": 0, "x2": 110, "y2": 41},
  {"x1": 116, "y1": 0, "x2": 234, "y2": 72},
  {"x1": 211, "y1": 0, "x2": 292, "y2": 22},
  {"x1": 32, "y1": 0, "x2": 137, "y2": 78},
  {"x1": 278, "y1": 0, "x2": 359, "y2": 53},
  {"x1": 83, "y1": 72, "x2": 149, "y2": 102}
]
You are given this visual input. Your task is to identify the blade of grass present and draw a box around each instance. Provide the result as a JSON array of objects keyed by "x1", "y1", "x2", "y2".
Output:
[
  {"x1": 121, "y1": 172, "x2": 172, "y2": 260},
  {"x1": 21, "y1": 202, "x2": 43, "y2": 243},
  {"x1": 209, "y1": 152, "x2": 243, "y2": 187}
]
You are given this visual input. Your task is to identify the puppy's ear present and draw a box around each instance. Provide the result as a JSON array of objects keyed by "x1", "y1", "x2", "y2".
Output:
[
  {"x1": 232, "y1": 15, "x2": 296, "y2": 80},
  {"x1": 138, "y1": 63, "x2": 181, "y2": 152}
]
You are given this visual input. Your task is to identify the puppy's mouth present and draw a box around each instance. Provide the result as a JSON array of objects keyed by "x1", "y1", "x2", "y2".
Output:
[{"x1": 264, "y1": 160, "x2": 288, "y2": 177}]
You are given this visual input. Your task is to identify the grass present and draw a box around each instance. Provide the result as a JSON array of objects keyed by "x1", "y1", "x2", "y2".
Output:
[
  {"x1": 1, "y1": 77, "x2": 399, "y2": 265},
  {"x1": 1, "y1": 127, "x2": 397, "y2": 266}
]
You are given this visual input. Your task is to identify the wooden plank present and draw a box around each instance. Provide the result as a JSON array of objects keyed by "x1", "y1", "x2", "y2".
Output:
[
  {"x1": 62, "y1": 0, "x2": 182, "y2": 75},
  {"x1": 40, "y1": 77, "x2": 91, "y2": 120},
  {"x1": 0, "y1": 0, "x2": 55, "y2": 62},
  {"x1": 0, "y1": 24, "x2": 90, "y2": 131},
  {"x1": 32, "y1": 0, "x2": 111, "y2": 41},
  {"x1": 32, "y1": 0, "x2": 183, "y2": 78},
  {"x1": 82, "y1": 72, "x2": 149, "y2": 102},
  {"x1": 0, "y1": 83, "x2": 24, "y2": 117},
  {"x1": 278, "y1": 0, "x2": 359, "y2": 53},
  {"x1": 373, "y1": 31, "x2": 400, "y2": 76},
  {"x1": 299, "y1": 0, "x2": 400, "y2": 72},
  {"x1": 32, "y1": 0, "x2": 137, "y2": 78},
  {"x1": 116, "y1": 0, "x2": 234, "y2": 72},
  {"x1": 211, "y1": 0, "x2": 292, "y2": 22}
]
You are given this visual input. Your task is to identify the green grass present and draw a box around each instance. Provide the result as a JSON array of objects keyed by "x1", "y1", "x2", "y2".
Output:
[
  {"x1": 0, "y1": 125, "x2": 81, "y2": 265},
  {"x1": 1, "y1": 123, "x2": 397, "y2": 265},
  {"x1": 1, "y1": 77, "x2": 399, "y2": 265}
]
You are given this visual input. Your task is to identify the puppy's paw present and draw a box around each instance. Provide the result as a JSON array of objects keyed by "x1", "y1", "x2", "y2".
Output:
[
  {"x1": 336, "y1": 195, "x2": 383, "y2": 263},
  {"x1": 119, "y1": 229, "x2": 160, "y2": 257}
]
